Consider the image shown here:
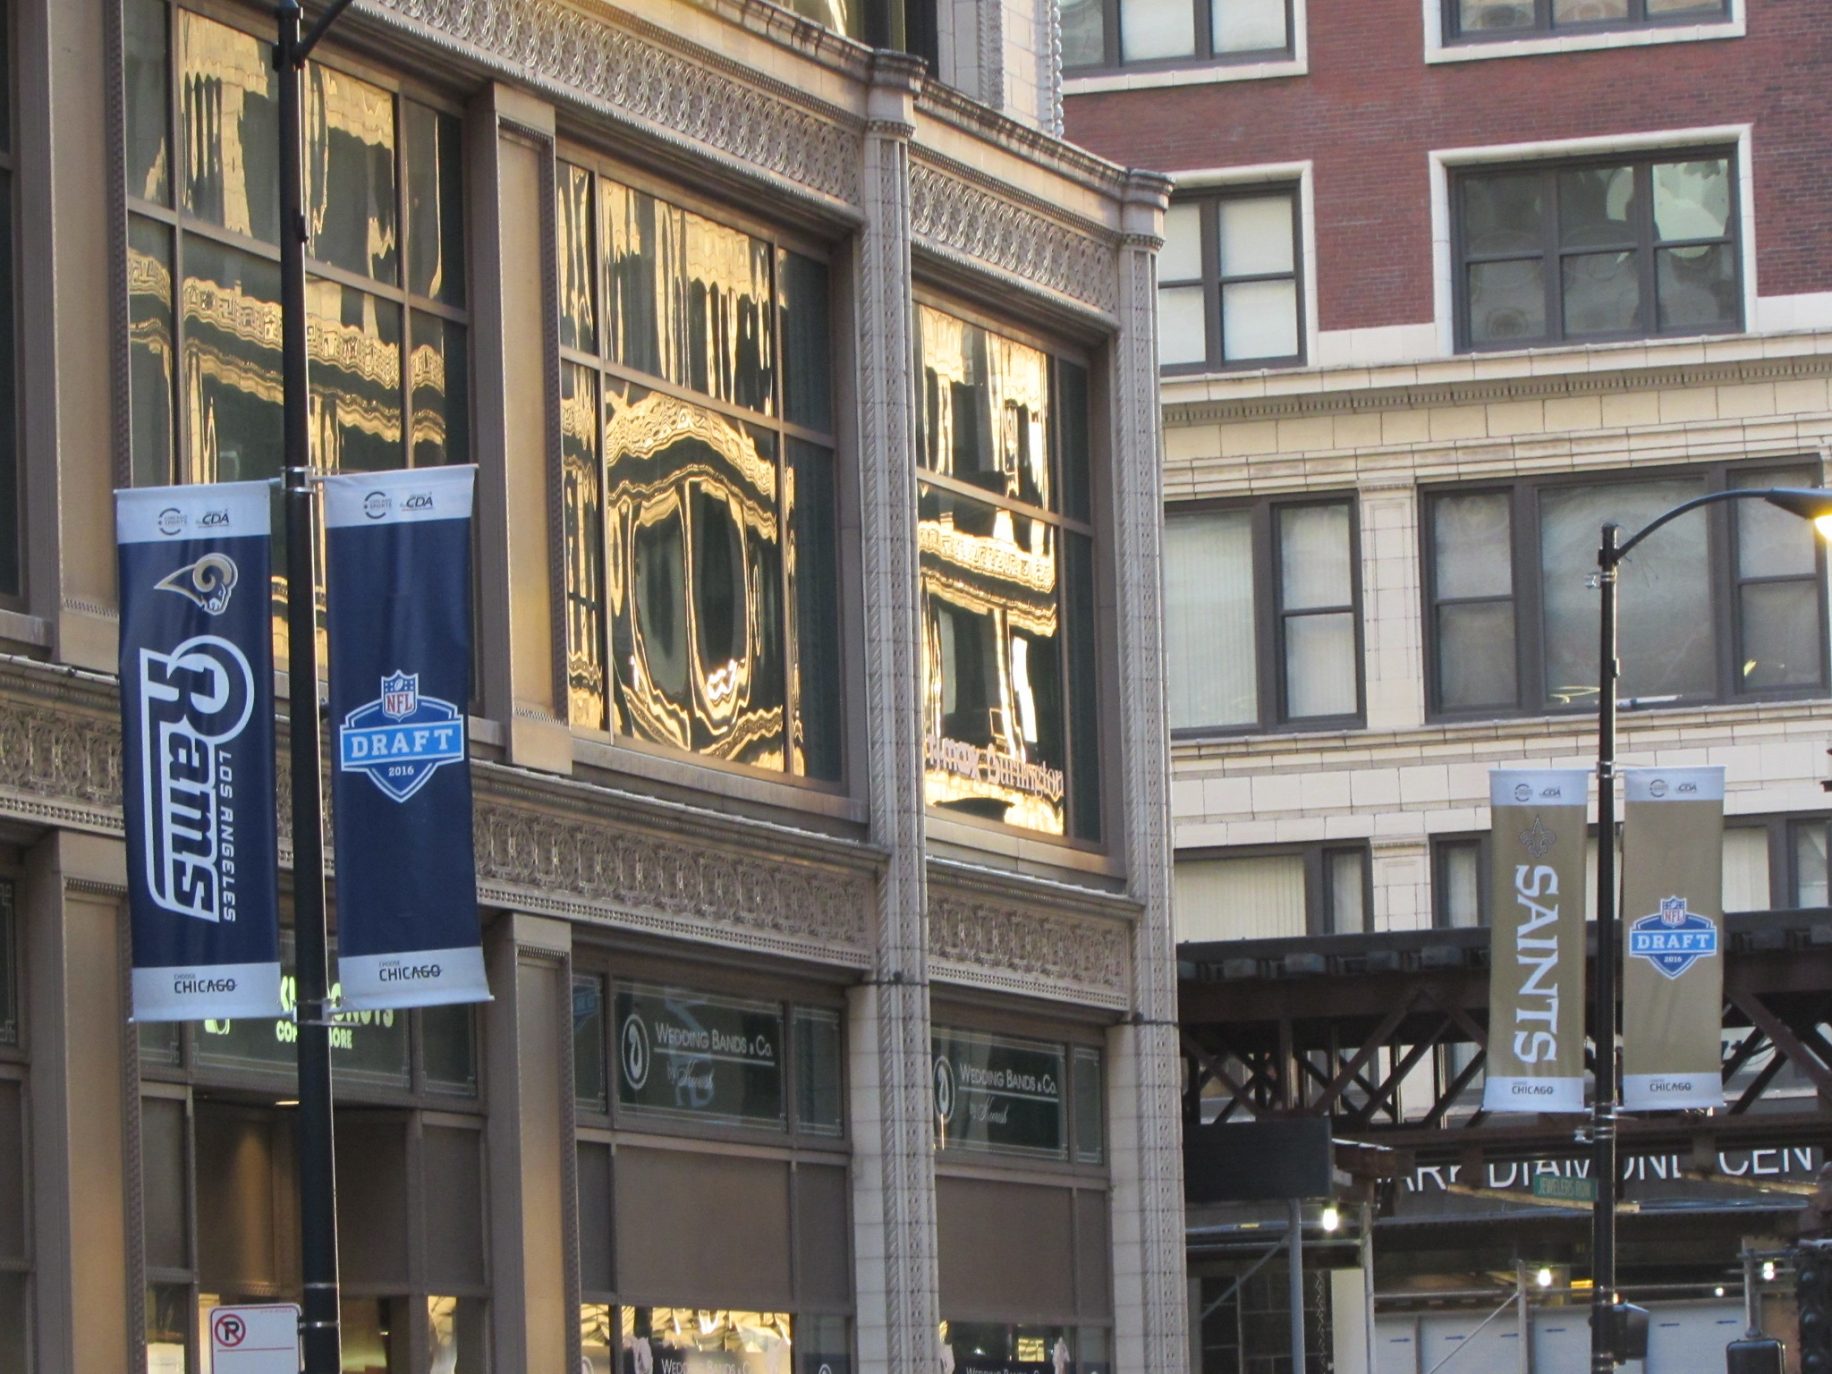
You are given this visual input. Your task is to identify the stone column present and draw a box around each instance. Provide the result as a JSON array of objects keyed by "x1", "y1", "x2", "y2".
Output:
[
  {"x1": 23, "y1": 832, "x2": 132, "y2": 1372},
  {"x1": 1105, "y1": 171, "x2": 1190, "y2": 1374},
  {"x1": 482, "y1": 913, "x2": 574, "y2": 1373},
  {"x1": 848, "y1": 51, "x2": 940, "y2": 1374},
  {"x1": 1359, "y1": 478, "x2": 1426, "y2": 732}
]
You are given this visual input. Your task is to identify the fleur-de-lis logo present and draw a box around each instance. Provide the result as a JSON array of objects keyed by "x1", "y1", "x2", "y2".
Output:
[{"x1": 1521, "y1": 815, "x2": 1556, "y2": 861}]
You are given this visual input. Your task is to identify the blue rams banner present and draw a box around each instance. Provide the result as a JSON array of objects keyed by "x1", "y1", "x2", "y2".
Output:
[
  {"x1": 323, "y1": 466, "x2": 487, "y2": 1010},
  {"x1": 116, "y1": 482, "x2": 282, "y2": 1021}
]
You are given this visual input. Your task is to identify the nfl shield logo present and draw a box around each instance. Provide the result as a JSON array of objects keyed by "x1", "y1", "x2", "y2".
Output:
[
  {"x1": 1659, "y1": 895, "x2": 1687, "y2": 927},
  {"x1": 381, "y1": 672, "x2": 418, "y2": 720}
]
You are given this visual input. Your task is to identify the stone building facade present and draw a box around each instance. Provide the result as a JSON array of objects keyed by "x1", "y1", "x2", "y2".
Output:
[{"x1": 0, "y1": 0, "x2": 1185, "y2": 1369}]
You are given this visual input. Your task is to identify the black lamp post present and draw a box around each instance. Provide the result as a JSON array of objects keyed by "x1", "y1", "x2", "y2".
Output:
[
  {"x1": 275, "y1": 2, "x2": 357, "y2": 1370},
  {"x1": 1588, "y1": 486, "x2": 1832, "y2": 1373}
]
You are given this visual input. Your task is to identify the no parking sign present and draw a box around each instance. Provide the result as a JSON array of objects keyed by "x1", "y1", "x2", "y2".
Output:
[{"x1": 208, "y1": 1303, "x2": 300, "y2": 1372}]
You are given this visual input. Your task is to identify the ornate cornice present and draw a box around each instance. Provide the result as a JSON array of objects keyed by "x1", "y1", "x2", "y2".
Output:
[
  {"x1": 910, "y1": 159, "x2": 1117, "y2": 316},
  {"x1": 366, "y1": 0, "x2": 861, "y2": 207},
  {"x1": 927, "y1": 884, "x2": 1132, "y2": 1010}
]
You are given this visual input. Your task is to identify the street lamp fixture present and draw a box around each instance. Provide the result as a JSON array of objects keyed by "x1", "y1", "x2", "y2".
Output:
[
  {"x1": 1589, "y1": 486, "x2": 1832, "y2": 1373},
  {"x1": 1321, "y1": 1204, "x2": 1341, "y2": 1233}
]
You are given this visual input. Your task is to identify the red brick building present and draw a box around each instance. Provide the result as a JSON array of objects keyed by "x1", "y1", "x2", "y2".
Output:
[{"x1": 1065, "y1": 2, "x2": 1832, "y2": 1370}]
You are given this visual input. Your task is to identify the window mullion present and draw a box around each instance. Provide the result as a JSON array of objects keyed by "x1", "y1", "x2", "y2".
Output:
[
  {"x1": 1202, "y1": 201, "x2": 1222, "y2": 368},
  {"x1": 1542, "y1": 166, "x2": 1562, "y2": 344},
  {"x1": 1637, "y1": 162, "x2": 1658, "y2": 337}
]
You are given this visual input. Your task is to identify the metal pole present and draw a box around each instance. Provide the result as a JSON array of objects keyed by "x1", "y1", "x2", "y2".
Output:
[
  {"x1": 1290, "y1": 1198, "x2": 1308, "y2": 1374},
  {"x1": 1516, "y1": 1265, "x2": 1529, "y2": 1374},
  {"x1": 276, "y1": 3, "x2": 340, "y2": 1369},
  {"x1": 1362, "y1": 1202, "x2": 1378, "y2": 1374},
  {"x1": 1590, "y1": 522, "x2": 1621, "y2": 1374}
]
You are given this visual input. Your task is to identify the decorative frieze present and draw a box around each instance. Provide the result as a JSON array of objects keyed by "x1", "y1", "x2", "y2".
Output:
[
  {"x1": 0, "y1": 692, "x2": 122, "y2": 833},
  {"x1": 928, "y1": 890, "x2": 1132, "y2": 1009},
  {"x1": 370, "y1": 0, "x2": 860, "y2": 205},
  {"x1": 910, "y1": 161, "x2": 1117, "y2": 314}
]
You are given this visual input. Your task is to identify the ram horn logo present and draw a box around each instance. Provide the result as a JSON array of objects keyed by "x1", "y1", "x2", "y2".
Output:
[{"x1": 155, "y1": 553, "x2": 240, "y2": 616}]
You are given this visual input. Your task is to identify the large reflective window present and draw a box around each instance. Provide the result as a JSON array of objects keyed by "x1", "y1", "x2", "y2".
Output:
[
  {"x1": 917, "y1": 306, "x2": 1099, "y2": 840},
  {"x1": 559, "y1": 165, "x2": 842, "y2": 782},
  {"x1": 124, "y1": 5, "x2": 471, "y2": 658}
]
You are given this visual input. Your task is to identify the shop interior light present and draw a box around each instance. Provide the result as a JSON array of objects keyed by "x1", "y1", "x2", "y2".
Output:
[
  {"x1": 1536, "y1": 1267, "x2": 1554, "y2": 1289},
  {"x1": 1715, "y1": 1285, "x2": 1726, "y2": 1297},
  {"x1": 1762, "y1": 1261, "x2": 1778, "y2": 1282},
  {"x1": 1320, "y1": 1205, "x2": 1341, "y2": 1232}
]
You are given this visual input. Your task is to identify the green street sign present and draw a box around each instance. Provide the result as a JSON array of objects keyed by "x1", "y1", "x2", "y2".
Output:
[{"x1": 1532, "y1": 1173, "x2": 1598, "y2": 1203}]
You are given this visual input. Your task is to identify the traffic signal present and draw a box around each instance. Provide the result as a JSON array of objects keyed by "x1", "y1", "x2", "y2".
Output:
[{"x1": 1609, "y1": 1303, "x2": 1650, "y2": 1363}]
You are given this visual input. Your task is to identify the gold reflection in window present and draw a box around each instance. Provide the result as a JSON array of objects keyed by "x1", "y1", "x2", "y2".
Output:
[
  {"x1": 623, "y1": 1308, "x2": 795, "y2": 1366},
  {"x1": 917, "y1": 305, "x2": 1075, "y2": 838},
  {"x1": 179, "y1": 11, "x2": 278, "y2": 243},
  {"x1": 306, "y1": 62, "x2": 399, "y2": 284},
  {"x1": 604, "y1": 388, "x2": 785, "y2": 768},
  {"x1": 563, "y1": 364, "x2": 607, "y2": 730},
  {"x1": 303, "y1": 278, "x2": 403, "y2": 472}
]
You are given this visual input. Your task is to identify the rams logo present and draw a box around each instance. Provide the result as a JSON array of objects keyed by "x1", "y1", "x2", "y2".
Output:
[{"x1": 155, "y1": 553, "x2": 240, "y2": 616}]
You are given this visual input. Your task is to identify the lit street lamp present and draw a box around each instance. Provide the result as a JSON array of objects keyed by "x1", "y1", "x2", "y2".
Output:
[{"x1": 1589, "y1": 487, "x2": 1832, "y2": 1373}]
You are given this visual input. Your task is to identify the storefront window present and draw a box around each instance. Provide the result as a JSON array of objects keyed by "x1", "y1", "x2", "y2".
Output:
[
  {"x1": 557, "y1": 165, "x2": 842, "y2": 783},
  {"x1": 916, "y1": 307, "x2": 1100, "y2": 840},
  {"x1": 933, "y1": 1028, "x2": 1101, "y2": 1163},
  {"x1": 939, "y1": 1322, "x2": 1112, "y2": 1374}
]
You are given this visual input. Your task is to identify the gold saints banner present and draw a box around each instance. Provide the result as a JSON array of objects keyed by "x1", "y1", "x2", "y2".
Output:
[
  {"x1": 1485, "y1": 769, "x2": 1590, "y2": 1114},
  {"x1": 1620, "y1": 767, "x2": 1725, "y2": 1112}
]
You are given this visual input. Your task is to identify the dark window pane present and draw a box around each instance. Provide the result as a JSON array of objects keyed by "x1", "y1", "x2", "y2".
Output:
[
  {"x1": 1056, "y1": 360, "x2": 1092, "y2": 525},
  {"x1": 125, "y1": 0, "x2": 170, "y2": 204},
  {"x1": 1327, "y1": 849, "x2": 1366, "y2": 933},
  {"x1": 1066, "y1": 530, "x2": 1101, "y2": 840},
  {"x1": 558, "y1": 163, "x2": 596, "y2": 355},
  {"x1": 405, "y1": 102, "x2": 466, "y2": 305},
  {"x1": 1740, "y1": 581, "x2": 1821, "y2": 690},
  {"x1": 919, "y1": 480, "x2": 1068, "y2": 836},
  {"x1": 304, "y1": 279, "x2": 403, "y2": 473},
  {"x1": 1653, "y1": 159, "x2": 1731, "y2": 241},
  {"x1": 1463, "y1": 174, "x2": 1543, "y2": 255},
  {"x1": 780, "y1": 251, "x2": 832, "y2": 433},
  {"x1": 562, "y1": 364, "x2": 605, "y2": 730},
  {"x1": 1539, "y1": 478, "x2": 1712, "y2": 705},
  {"x1": 139, "y1": 1018, "x2": 182, "y2": 1067},
  {"x1": 410, "y1": 314, "x2": 468, "y2": 468},
  {"x1": 1558, "y1": 165, "x2": 1635, "y2": 249},
  {"x1": 306, "y1": 63, "x2": 398, "y2": 284},
  {"x1": 1433, "y1": 492, "x2": 1512, "y2": 599},
  {"x1": 1562, "y1": 250, "x2": 1641, "y2": 336},
  {"x1": 1438, "y1": 841, "x2": 1483, "y2": 928},
  {"x1": 782, "y1": 0, "x2": 864, "y2": 36},
  {"x1": 606, "y1": 388, "x2": 787, "y2": 767},
  {"x1": 420, "y1": 1003, "x2": 477, "y2": 1094},
  {"x1": 180, "y1": 11, "x2": 280, "y2": 244},
  {"x1": 789, "y1": 440, "x2": 842, "y2": 781},
  {"x1": 182, "y1": 238, "x2": 282, "y2": 483},
  {"x1": 0, "y1": 172, "x2": 14, "y2": 599},
  {"x1": 128, "y1": 215, "x2": 176, "y2": 489},
  {"x1": 573, "y1": 974, "x2": 607, "y2": 1112},
  {"x1": 1437, "y1": 602, "x2": 1517, "y2": 709},
  {"x1": 916, "y1": 305, "x2": 1053, "y2": 511},
  {"x1": 1468, "y1": 259, "x2": 1545, "y2": 344},
  {"x1": 1061, "y1": 0, "x2": 1106, "y2": 65},
  {"x1": 793, "y1": 1007, "x2": 843, "y2": 1136},
  {"x1": 1072, "y1": 1046, "x2": 1103, "y2": 1165},
  {"x1": 1656, "y1": 243, "x2": 1738, "y2": 331}
]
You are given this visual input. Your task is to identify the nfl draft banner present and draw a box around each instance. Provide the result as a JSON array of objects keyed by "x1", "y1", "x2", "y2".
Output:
[
  {"x1": 323, "y1": 466, "x2": 487, "y2": 1010},
  {"x1": 1621, "y1": 767, "x2": 1725, "y2": 1112},
  {"x1": 116, "y1": 482, "x2": 282, "y2": 1021},
  {"x1": 1485, "y1": 769, "x2": 1590, "y2": 1114}
]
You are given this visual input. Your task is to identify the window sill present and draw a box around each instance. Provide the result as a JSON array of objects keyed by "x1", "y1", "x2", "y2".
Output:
[
  {"x1": 570, "y1": 734, "x2": 866, "y2": 826},
  {"x1": 1425, "y1": 15, "x2": 1742, "y2": 63},
  {"x1": 924, "y1": 812, "x2": 1121, "y2": 882},
  {"x1": 1064, "y1": 55, "x2": 1306, "y2": 94}
]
